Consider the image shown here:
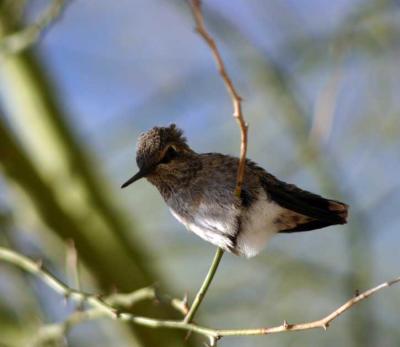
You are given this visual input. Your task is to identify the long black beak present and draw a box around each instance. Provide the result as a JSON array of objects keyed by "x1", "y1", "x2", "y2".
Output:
[{"x1": 121, "y1": 169, "x2": 146, "y2": 188}]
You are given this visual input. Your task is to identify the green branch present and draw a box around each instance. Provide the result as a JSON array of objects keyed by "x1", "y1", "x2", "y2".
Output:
[
  {"x1": 0, "y1": 0, "x2": 68, "y2": 56},
  {"x1": 1, "y1": 246, "x2": 399, "y2": 346},
  {"x1": 184, "y1": 247, "x2": 224, "y2": 323}
]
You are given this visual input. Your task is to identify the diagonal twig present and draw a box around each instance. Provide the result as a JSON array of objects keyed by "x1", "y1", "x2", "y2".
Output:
[
  {"x1": 189, "y1": 0, "x2": 248, "y2": 197},
  {"x1": 183, "y1": 247, "x2": 224, "y2": 323},
  {"x1": 183, "y1": 0, "x2": 249, "y2": 326}
]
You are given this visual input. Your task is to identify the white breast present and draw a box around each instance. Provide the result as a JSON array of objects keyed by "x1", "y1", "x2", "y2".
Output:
[
  {"x1": 236, "y1": 189, "x2": 283, "y2": 257},
  {"x1": 169, "y1": 189, "x2": 285, "y2": 257},
  {"x1": 169, "y1": 206, "x2": 236, "y2": 251}
]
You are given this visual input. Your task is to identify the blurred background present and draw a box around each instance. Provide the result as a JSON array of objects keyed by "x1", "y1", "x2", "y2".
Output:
[{"x1": 0, "y1": 0, "x2": 399, "y2": 346}]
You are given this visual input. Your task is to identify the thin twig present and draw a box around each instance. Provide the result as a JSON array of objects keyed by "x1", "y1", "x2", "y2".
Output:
[
  {"x1": 0, "y1": 247, "x2": 399, "y2": 341},
  {"x1": 184, "y1": 0, "x2": 251, "y2": 325},
  {"x1": 183, "y1": 247, "x2": 224, "y2": 323},
  {"x1": 216, "y1": 276, "x2": 400, "y2": 336},
  {"x1": 34, "y1": 286, "x2": 189, "y2": 344},
  {"x1": 188, "y1": 0, "x2": 248, "y2": 197}
]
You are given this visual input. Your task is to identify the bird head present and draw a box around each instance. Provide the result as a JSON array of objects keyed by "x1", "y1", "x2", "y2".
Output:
[{"x1": 121, "y1": 124, "x2": 192, "y2": 188}]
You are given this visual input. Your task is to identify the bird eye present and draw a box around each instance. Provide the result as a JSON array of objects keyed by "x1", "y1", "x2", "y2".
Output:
[{"x1": 159, "y1": 146, "x2": 178, "y2": 164}]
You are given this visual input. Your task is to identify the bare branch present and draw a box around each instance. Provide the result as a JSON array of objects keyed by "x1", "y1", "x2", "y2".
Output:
[
  {"x1": 34, "y1": 286, "x2": 189, "y2": 345},
  {"x1": 183, "y1": 0, "x2": 252, "y2": 325},
  {"x1": 216, "y1": 276, "x2": 400, "y2": 336},
  {"x1": 188, "y1": 0, "x2": 248, "y2": 197},
  {"x1": 1, "y1": 248, "x2": 399, "y2": 342}
]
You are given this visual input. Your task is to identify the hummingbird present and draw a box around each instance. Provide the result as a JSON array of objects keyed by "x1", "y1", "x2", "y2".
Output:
[{"x1": 121, "y1": 124, "x2": 348, "y2": 258}]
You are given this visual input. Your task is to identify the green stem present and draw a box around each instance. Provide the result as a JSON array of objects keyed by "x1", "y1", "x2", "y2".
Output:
[{"x1": 183, "y1": 247, "x2": 224, "y2": 323}]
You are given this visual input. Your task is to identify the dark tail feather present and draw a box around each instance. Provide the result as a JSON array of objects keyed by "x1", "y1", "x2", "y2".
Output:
[
  {"x1": 279, "y1": 200, "x2": 349, "y2": 233},
  {"x1": 259, "y1": 171, "x2": 349, "y2": 232},
  {"x1": 328, "y1": 200, "x2": 348, "y2": 222}
]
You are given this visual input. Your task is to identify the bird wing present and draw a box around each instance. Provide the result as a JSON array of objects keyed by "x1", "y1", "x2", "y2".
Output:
[{"x1": 256, "y1": 168, "x2": 347, "y2": 225}]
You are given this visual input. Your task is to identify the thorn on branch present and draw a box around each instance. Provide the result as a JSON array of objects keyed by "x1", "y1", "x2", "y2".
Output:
[
  {"x1": 151, "y1": 281, "x2": 160, "y2": 293},
  {"x1": 35, "y1": 258, "x2": 43, "y2": 269},
  {"x1": 77, "y1": 292, "x2": 88, "y2": 307},
  {"x1": 153, "y1": 285, "x2": 162, "y2": 305},
  {"x1": 95, "y1": 293, "x2": 105, "y2": 301},
  {"x1": 206, "y1": 334, "x2": 220, "y2": 347},
  {"x1": 76, "y1": 299, "x2": 85, "y2": 312},
  {"x1": 63, "y1": 292, "x2": 71, "y2": 305},
  {"x1": 112, "y1": 308, "x2": 121, "y2": 319},
  {"x1": 182, "y1": 292, "x2": 189, "y2": 311},
  {"x1": 258, "y1": 328, "x2": 267, "y2": 335}
]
